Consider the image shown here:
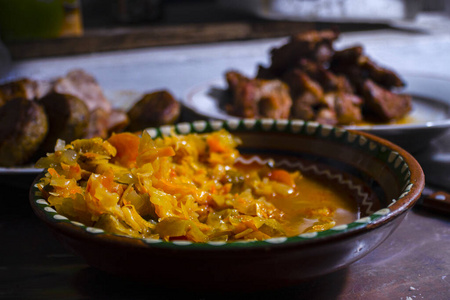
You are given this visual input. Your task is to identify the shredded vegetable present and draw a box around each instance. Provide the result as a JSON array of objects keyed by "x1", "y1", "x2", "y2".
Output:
[{"x1": 36, "y1": 129, "x2": 354, "y2": 242}]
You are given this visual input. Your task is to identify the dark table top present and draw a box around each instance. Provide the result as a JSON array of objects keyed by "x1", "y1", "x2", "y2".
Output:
[{"x1": 1, "y1": 169, "x2": 449, "y2": 300}]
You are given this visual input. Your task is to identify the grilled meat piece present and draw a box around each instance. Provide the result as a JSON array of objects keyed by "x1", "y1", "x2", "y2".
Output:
[
  {"x1": 283, "y1": 69, "x2": 324, "y2": 100},
  {"x1": 269, "y1": 29, "x2": 339, "y2": 76},
  {"x1": 226, "y1": 71, "x2": 249, "y2": 93},
  {"x1": 256, "y1": 65, "x2": 276, "y2": 80},
  {"x1": 0, "y1": 98, "x2": 48, "y2": 166},
  {"x1": 37, "y1": 92, "x2": 90, "y2": 154},
  {"x1": 284, "y1": 69, "x2": 362, "y2": 125},
  {"x1": 331, "y1": 92, "x2": 363, "y2": 125},
  {"x1": 362, "y1": 57, "x2": 405, "y2": 89},
  {"x1": 362, "y1": 80, "x2": 412, "y2": 122},
  {"x1": 226, "y1": 71, "x2": 260, "y2": 118},
  {"x1": 257, "y1": 80, "x2": 293, "y2": 119},
  {"x1": 282, "y1": 69, "x2": 331, "y2": 122},
  {"x1": 291, "y1": 91, "x2": 323, "y2": 121},
  {"x1": 329, "y1": 46, "x2": 367, "y2": 91},
  {"x1": 292, "y1": 91, "x2": 362, "y2": 125},
  {"x1": 316, "y1": 107, "x2": 338, "y2": 125},
  {"x1": 330, "y1": 46, "x2": 405, "y2": 90},
  {"x1": 226, "y1": 71, "x2": 292, "y2": 119},
  {"x1": 297, "y1": 59, "x2": 354, "y2": 93},
  {"x1": 127, "y1": 90, "x2": 180, "y2": 132}
]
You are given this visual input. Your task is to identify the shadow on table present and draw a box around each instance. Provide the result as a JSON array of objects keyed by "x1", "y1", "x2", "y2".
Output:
[{"x1": 73, "y1": 266, "x2": 348, "y2": 300}]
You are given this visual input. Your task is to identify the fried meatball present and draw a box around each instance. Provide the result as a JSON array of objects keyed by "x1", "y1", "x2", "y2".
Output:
[
  {"x1": 0, "y1": 98, "x2": 48, "y2": 166},
  {"x1": 127, "y1": 90, "x2": 180, "y2": 132},
  {"x1": 37, "y1": 92, "x2": 90, "y2": 154}
]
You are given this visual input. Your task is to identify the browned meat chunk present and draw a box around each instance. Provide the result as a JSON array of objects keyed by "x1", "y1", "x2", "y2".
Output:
[
  {"x1": 0, "y1": 98, "x2": 48, "y2": 166},
  {"x1": 282, "y1": 69, "x2": 324, "y2": 100},
  {"x1": 256, "y1": 65, "x2": 276, "y2": 80},
  {"x1": 331, "y1": 46, "x2": 363, "y2": 65},
  {"x1": 330, "y1": 46, "x2": 405, "y2": 89},
  {"x1": 291, "y1": 92, "x2": 323, "y2": 121},
  {"x1": 296, "y1": 59, "x2": 353, "y2": 93},
  {"x1": 332, "y1": 92, "x2": 363, "y2": 125},
  {"x1": 329, "y1": 46, "x2": 366, "y2": 89},
  {"x1": 257, "y1": 80, "x2": 293, "y2": 119},
  {"x1": 226, "y1": 71, "x2": 249, "y2": 93},
  {"x1": 226, "y1": 71, "x2": 292, "y2": 119},
  {"x1": 316, "y1": 108, "x2": 338, "y2": 125},
  {"x1": 275, "y1": 66, "x2": 363, "y2": 125},
  {"x1": 269, "y1": 29, "x2": 339, "y2": 76},
  {"x1": 226, "y1": 72, "x2": 260, "y2": 118},
  {"x1": 362, "y1": 57, "x2": 405, "y2": 89},
  {"x1": 362, "y1": 80, "x2": 411, "y2": 122},
  {"x1": 37, "y1": 93, "x2": 90, "y2": 154},
  {"x1": 127, "y1": 90, "x2": 181, "y2": 132}
]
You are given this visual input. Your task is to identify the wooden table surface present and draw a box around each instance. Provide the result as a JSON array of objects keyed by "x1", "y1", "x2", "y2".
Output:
[
  {"x1": 0, "y1": 181, "x2": 448, "y2": 300},
  {"x1": 2, "y1": 1, "x2": 391, "y2": 60}
]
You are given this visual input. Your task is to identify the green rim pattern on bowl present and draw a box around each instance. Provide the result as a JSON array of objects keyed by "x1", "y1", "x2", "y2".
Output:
[{"x1": 31, "y1": 119, "x2": 414, "y2": 249}]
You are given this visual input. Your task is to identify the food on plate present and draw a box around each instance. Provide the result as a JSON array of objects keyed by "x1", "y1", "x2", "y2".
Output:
[
  {"x1": 37, "y1": 92, "x2": 90, "y2": 155},
  {"x1": 126, "y1": 90, "x2": 181, "y2": 132},
  {"x1": 53, "y1": 69, "x2": 111, "y2": 114},
  {"x1": 0, "y1": 69, "x2": 181, "y2": 167},
  {"x1": 225, "y1": 29, "x2": 411, "y2": 125},
  {"x1": 0, "y1": 78, "x2": 51, "y2": 106},
  {"x1": 329, "y1": 46, "x2": 411, "y2": 122},
  {"x1": 0, "y1": 98, "x2": 48, "y2": 167},
  {"x1": 225, "y1": 71, "x2": 292, "y2": 119},
  {"x1": 52, "y1": 69, "x2": 118, "y2": 138},
  {"x1": 361, "y1": 79, "x2": 411, "y2": 122},
  {"x1": 35, "y1": 129, "x2": 357, "y2": 242}
]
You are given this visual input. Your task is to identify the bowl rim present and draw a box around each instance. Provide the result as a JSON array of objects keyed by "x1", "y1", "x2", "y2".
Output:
[{"x1": 29, "y1": 118, "x2": 425, "y2": 251}]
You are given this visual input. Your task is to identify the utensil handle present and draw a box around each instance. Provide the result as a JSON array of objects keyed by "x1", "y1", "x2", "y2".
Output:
[{"x1": 422, "y1": 190, "x2": 450, "y2": 214}]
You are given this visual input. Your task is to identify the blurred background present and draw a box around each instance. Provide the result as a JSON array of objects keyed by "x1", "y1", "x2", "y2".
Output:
[{"x1": 0, "y1": 0, "x2": 449, "y2": 63}]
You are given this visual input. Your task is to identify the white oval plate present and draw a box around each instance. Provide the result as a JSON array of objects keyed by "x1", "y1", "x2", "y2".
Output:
[{"x1": 183, "y1": 74, "x2": 450, "y2": 152}]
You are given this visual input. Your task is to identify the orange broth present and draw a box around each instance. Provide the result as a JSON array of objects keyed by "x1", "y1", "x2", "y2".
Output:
[
  {"x1": 355, "y1": 114, "x2": 415, "y2": 126},
  {"x1": 235, "y1": 161, "x2": 358, "y2": 236}
]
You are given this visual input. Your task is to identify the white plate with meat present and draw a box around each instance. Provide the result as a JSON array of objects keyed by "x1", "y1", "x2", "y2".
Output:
[
  {"x1": 0, "y1": 88, "x2": 149, "y2": 176},
  {"x1": 183, "y1": 73, "x2": 450, "y2": 153},
  {"x1": 0, "y1": 70, "x2": 179, "y2": 177}
]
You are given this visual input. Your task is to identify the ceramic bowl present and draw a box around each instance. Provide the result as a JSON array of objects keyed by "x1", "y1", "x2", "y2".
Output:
[{"x1": 29, "y1": 119, "x2": 424, "y2": 290}]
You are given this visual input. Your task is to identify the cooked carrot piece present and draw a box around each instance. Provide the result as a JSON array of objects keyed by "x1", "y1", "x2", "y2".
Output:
[
  {"x1": 269, "y1": 169, "x2": 296, "y2": 187},
  {"x1": 108, "y1": 132, "x2": 140, "y2": 168}
]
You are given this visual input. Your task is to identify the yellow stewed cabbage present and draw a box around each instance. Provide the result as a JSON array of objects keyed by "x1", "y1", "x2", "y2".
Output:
[{"x1": 36, "y1": 129, "x2": 355, "y2": 242}]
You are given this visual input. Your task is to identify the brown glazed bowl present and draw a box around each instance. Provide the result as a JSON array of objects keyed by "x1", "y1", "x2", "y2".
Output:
[{"x1": 30, "y1": 119, "x2": 424, "y2": 290}]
